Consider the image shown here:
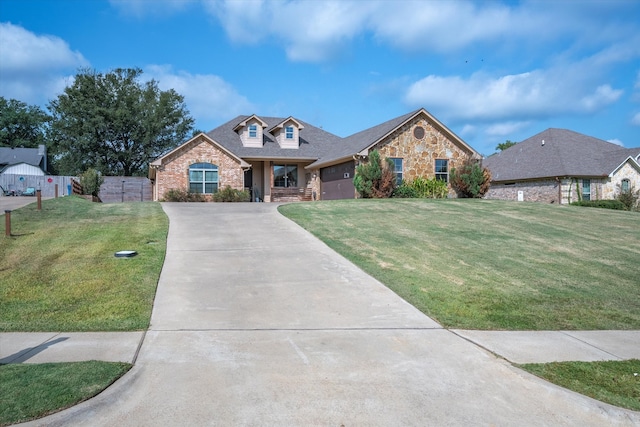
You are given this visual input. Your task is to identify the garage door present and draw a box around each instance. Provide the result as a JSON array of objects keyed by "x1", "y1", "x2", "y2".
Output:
[{"x1": 320, "y1": 161, "x2": 355, "y2": 200}]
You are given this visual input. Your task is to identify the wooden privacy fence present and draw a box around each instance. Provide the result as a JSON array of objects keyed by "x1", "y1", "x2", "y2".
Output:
[
  {"x1": 98, "y1": 176, "x2": 152, "y2": 203},
  {"x1": 0, "y1": 174, "x2": 152, "y2": 203}
]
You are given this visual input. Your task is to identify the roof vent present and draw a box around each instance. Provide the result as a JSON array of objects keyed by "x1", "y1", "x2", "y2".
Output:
[{"x1": 541, "y1": 139, "x2": 545, "y2": 146}]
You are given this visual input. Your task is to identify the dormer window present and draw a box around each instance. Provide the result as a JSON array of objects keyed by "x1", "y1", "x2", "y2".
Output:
[
  {"x1": 269, "y1": 117, "x2": 304, "y2": 149},
  {"x1": 234, "y1": 115, "x2": 268, "y2": 147}
]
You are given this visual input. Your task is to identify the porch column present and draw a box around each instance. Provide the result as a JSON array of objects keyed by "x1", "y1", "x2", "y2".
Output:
[{"x1": 263, "y1": 161, "x2": 271, "y2": 202}]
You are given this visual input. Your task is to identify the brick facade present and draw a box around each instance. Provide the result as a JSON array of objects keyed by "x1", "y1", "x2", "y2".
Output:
[
  {"x1": 485, "y1": 161, "x2": 640, "y2": 204},
  {"x1": 152, "y1": 136, "x2": 244, "y2": 201},
  {"x1": 485, "y1": 179, "x2": 562, "y2": 203}
]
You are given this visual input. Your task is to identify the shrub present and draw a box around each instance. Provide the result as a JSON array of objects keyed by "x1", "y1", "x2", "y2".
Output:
[
  {"x1": 393, "y1": 177, "x2": 449, "y2": 199},
  {"x1": 353, "y1": 150, "x2": 397, "y2": 198},
  {"x1": 570, "y1": 200, "x2": 626, "y2": 210},
  {"x1": 79, "y1": 168, "x2": 104, "y2": 197},
  {"x1": 616, "y1": 183, "x2": 639, "y2": 211},
  {"x1": 392, "y1": 183, "x2": 419, "y2": 198},
  {"x1": 212, "y1": 186, "x2": 251, "y2": 202},
  {"x1": 410, "y1": 176, "x2": 449, "y2": 198},
  {"x1": 450, "y1": 158, "x2": 491, "y2": 198},
  {"x1": 162, "y1": 188, "x2": 206, "y2": 202}
]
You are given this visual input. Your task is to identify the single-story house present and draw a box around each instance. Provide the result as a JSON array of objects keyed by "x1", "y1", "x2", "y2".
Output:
[
  {"x1": 149, "y1": 108, "x2": 481, "y2": 202},
  {"x1": 0, "y1": 145, "x2": 48, "y2": 176},
  {"x1": 483, "y1": 128, "x2": 640, "y2": 204}
]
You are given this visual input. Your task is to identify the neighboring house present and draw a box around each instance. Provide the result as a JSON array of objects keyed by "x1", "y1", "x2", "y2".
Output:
[
  {"x1": 149, "y1": 108, "x2": 481, "y2": 202},
  {"x1": 0, "y1": 145, "x2": 48, "y2": 176},
  {"x1": 483, "y1": 128, "x2": 640, "y2": 204}
]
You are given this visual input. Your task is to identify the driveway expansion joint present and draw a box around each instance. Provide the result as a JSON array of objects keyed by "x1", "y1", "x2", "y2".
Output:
[{"x1": 559, "y1": 331, "x2": 624, "y2": 361}]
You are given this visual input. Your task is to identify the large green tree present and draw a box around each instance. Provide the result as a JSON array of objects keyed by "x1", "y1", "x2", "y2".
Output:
[
  {"x1": 0, "y1": 97, "x2": 50, "y2": 148},
  {"x1": 48, "y1": 68, "x2": 194, "y2": 176},
  {"x1": 495, "y1": 140, "x2": 517, "y2": 152}
]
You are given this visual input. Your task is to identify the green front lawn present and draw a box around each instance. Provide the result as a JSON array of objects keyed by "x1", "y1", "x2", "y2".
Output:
[
  {"x1": 520, "y1": 359, "x2": 640, "y2": 411},
  {"x1": 0, "y1": 361, "x2": 131, "y2": 426},
  {"x1": 0, "y1": 197, "x2": 168, "y2": 331},
  {"x1": 279, "y1": 199, "x2": 640, "y2": 330}
]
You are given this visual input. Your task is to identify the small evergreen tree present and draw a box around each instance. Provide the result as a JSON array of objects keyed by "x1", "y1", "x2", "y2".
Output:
[
  {"x1": 450, "y1": 158, "x2": 491, "y2": 198},
  {"x1": 616, "y1": 183, "x2": 639, "y2": 211},
  {"x1": 79, "y1": 168, "x2": 104, "y2": 197},
  {"x1": 353, "y1": 150, "x2": 396, "y2": 198}
]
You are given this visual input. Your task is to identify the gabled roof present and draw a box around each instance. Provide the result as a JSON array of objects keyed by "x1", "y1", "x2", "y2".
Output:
[
  {"x1": 268, "y1": 116, "x2": 305, "y2": 134},
  {"x1": 307, "y1": 108, "x2": 479, "y2": 169},
  {"x1": 0, "y1": 147, "x2": 44, "y2": 168},
  {"x1": 232, "y1": 114, "x2": 268, "y2": 132},
  {"x1": 150, "y1": 133, "x2": 250, "y2": 168},
  {"x1": 150, "y1": 108, "x2": 479, "y2": 169},
  {"x1": 207, "y1": 115, "x2": 344, "y2": 161},
  {"x1": 483, "y1": 128, "x2": 640, "y2": 182}
]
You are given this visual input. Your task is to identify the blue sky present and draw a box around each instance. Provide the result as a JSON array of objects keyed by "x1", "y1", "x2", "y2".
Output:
[{"x1": 1, "y1": 0, "x2": 639, "y2": 156}]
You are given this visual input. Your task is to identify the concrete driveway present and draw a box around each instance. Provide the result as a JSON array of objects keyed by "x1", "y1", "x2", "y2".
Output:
[
  {"x1": 0, "y1": 195, "x2": 40, "y2": 212},
  {"x1": 26, "y1": 203, "x2": 639, "y2": 426}
]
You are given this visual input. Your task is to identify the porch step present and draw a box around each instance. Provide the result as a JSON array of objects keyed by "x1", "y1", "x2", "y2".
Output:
[{"x1": 271, "y1": 187, "x2": 312, "y2": 202}]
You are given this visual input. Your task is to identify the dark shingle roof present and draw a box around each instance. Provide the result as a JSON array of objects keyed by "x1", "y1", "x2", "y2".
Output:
[
  {"x1": 206, "y1": 115, "x2": 344, "y2": 160},
  {"x1": 307, "y1": 110, "x2": 420, "y2": 168},
  {"x1": 153, "y1": 109, "x2": 479, "y2": 169},
  {"x1": 0, "y1": 147, "x2": 44, "y2": 168},
  {"x1": 483, "y1": 128, "x2": 640, "y2": 181}
]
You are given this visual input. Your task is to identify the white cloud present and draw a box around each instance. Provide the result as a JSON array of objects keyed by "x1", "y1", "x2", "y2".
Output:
[
  {"x1": 405, "y1": 65, "x2": 624, "y2": 122},
  {"x1": 197, "y1": 1, "x2": 640, "y2": 63},
  {"x1": 144, "y1": 65, "x2": 254, "y2": 128},
  {"x1": 459, "y1": 124, "x2": 476, "y2": 136},
  {"x1": 485, "y1": 121, "x2": 531, "y2": 137},
  {"x1": 369, "y1": 1, "x2": 515, "y2": 52},
  {"x1": 203, "y1": 0, "x2": 370, "y2": 62},
  {"x1": 579, "y1": 85, "x2": 623, "y2": 111},
  {"x1": 607, "y1": 138, "x2": 624, "y2": 146},
  {"x1": 631, "y1": 112, "x2": 640, "y2": 126},
  {"x1": 0, "y1": 23, "x2": 88, "y2": 104}
]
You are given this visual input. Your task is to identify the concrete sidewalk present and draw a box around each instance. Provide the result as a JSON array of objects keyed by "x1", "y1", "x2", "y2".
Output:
[
  {"x1": 2, "y1": 330, "x2": 638, "y2": 365},
  {"x1": 0, "y1": 332, "x2": 144, "y2": 364},
  {"x1": 4, "y1": 203, "x2": 639, "y2": 426}
]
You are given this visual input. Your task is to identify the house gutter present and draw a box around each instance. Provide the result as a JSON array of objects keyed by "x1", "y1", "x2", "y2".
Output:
[{"x1": 305, "y1": 155, "x2": 356, "y2": 170}]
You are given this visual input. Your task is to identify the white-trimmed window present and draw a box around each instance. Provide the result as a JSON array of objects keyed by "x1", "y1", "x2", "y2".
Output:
[
  {"x1": 582, "y1": 179, "x2": 591, "y2": 201},
  {"x1": 390, "y1": 158, "x2": 403, "y2": 185},
  {"x1": 621, "y1": 178, "x2": 630, "y2": 192},
  {"x1": 189, "y1": 163, "x2": 218, "y2": 194},
  {"x1": 435, "y1": 159, "x2": 448, "y2": 182},
  {"x1": 285, "y1": 126, "x2": 294, "y2": 139},
  {"x1": 248, "y1": 124, "x2": 258, "y2": 138}
]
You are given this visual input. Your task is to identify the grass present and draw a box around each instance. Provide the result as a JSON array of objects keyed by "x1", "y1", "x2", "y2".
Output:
[
  {"x1": 519, "y1": 359, "x2": 640, "y2": 411},
  {"x1": 279, "y1": 199, "x2": 640, "y2": 330},
  {"x1": 0, "y1": 361, "x2": 131, "y2": 426},
  {"x1": 0, "y1": 196, "x2": 168, "y2": 331}
]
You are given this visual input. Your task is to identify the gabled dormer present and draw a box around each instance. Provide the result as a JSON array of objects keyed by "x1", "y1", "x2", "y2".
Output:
[
  {"x1": 233, "y1": 115, "x2": 268, "y2": 148},
  {"x1": 269, "y1": 117, "x2": 304, "y2": 149}
]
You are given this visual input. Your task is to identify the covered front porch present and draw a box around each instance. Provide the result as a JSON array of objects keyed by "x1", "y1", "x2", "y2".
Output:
[{"x1": 244, "y1": 159, "x2": 315, "y2": 202}]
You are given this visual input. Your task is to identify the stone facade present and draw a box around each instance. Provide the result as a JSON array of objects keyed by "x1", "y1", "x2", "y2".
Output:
[
  {"x1": 605, "y1": 162, "x2": 640, "y2": 199},
  {"x1": 152, "y1": 136, "x2": 244, "y2": 201},
  {"x1": 370, "y1": 116, "x2": 474, "y2": 196}
]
